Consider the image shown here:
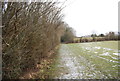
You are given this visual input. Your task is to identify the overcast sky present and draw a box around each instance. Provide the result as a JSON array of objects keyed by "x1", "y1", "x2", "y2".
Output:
[{"x1": 62, "y1": 0, "x2": 119, "y2": 37}]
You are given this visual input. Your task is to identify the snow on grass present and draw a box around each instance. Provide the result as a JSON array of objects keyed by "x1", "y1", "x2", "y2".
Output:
[
  {"x1": 53, "y1": 41, "x2": 119, "y2": 79},
  {"x1": 100, "y1": 52, "x2": 109, "y2": 56},
  {"x1": 113, "y1": 53, "x2": 120, "y2": 56},
  {"x1": 94, "y1": 47, "x2": 101, "y2": 49}
]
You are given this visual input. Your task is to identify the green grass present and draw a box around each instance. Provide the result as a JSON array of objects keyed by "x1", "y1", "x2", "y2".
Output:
[
  {"x1": 65, "y1": 41, "x2": 119, "y2": 79},
  {"x1": 42, "y1": 41, "x2": 119, "y2": 79}
]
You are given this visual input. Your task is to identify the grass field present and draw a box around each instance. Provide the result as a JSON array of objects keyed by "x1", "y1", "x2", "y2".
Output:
[{"x1": 47, "y1": 41, "x2": 120, "y2": 79}]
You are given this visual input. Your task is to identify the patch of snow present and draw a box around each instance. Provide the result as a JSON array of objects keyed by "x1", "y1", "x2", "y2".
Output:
[
  {"x1": 103, "y1": 48, "x2": 112, "y2": 50},
  {"x1": 112, "y1": 65, "x2": 118, "y2": 67},
  {"x1": 111, "y1": 56, "x2": 118, "y2": 60},
  {"x1": 113, "y1": 53, "x2": 119, "y2": 56},
  {"x1": 85, "y1": 47, "x2": 91, "y2": 50},
  {"x1": 94, "y1": 52, "x2": 98, "y2": 53},
  {"x1": 100, "y1": 52, "x2": 109, "y2": 56},
  {"x1": 98, "y1": 56, "x2": 118, "y2": 63},
  {"x1": 94, "y1": 47, "x2": 101, "y2": 49},
  {"x1": 109, "y1": 60, "x2": 118, "y2": 63}
]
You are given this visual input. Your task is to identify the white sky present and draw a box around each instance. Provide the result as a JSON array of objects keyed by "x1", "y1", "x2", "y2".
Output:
[{"x1": 62, "y1": 0, "x2": 120, "y2": 37}]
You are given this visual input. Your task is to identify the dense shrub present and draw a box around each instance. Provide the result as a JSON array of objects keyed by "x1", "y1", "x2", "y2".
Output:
[
  {"x1": 2, "y1": 1, "x2": 65, "y2": 79},
  {"x1": 61, "y1": 25, "x2": 76, "y2": 43}
]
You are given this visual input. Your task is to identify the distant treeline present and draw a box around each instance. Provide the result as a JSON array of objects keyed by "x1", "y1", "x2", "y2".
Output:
[
  {"x1": 73, "y1": 32, "x2": 120, "y2": 43},
  {"x1": 62, "y1": 31, "x2": 120, "y2": 43},
  {"x1": 2, "y1": 1, "x2": 70, "y2": 79}
]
